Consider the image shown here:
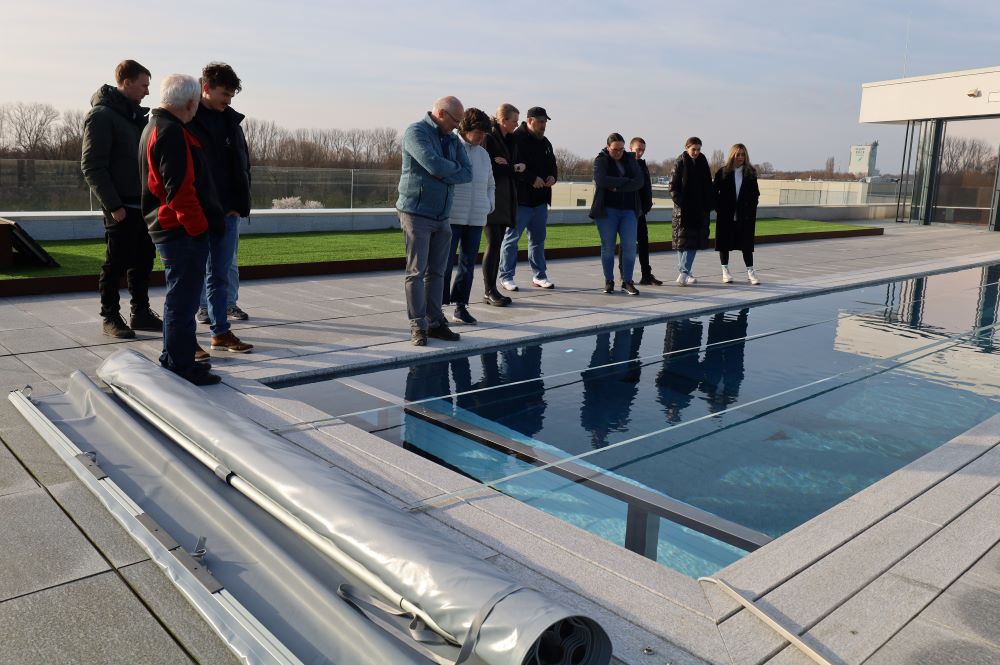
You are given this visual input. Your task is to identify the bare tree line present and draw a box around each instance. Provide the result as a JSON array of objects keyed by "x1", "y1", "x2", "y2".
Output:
[
  {"x1": 939, "y1": 136, "x2": 999, "y2": 175},
  {"x1": 0, "y1": 102, "x2": 87, "y2": 160},
  {"x1": 0, "y1": 102, "x2": 404, "y2": 169}
]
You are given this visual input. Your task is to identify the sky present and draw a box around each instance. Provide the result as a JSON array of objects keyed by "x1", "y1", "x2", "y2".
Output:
[{"x1": 3, "y1": 1, "x2": 1000, "y2": 171}]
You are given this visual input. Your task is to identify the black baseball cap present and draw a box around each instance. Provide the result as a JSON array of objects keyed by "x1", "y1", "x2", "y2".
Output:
[{"x1": 526, "y1": 106, "x2": 551, "y2": 120}]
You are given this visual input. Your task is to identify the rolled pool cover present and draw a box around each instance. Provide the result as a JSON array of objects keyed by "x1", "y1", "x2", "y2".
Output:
[{"x1": 98, "y1": 350, "x2": 612, "y2": 665}]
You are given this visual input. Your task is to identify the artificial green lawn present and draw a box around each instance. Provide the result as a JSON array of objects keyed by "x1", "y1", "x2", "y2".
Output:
[{"x1": 2, "y1": 219, "x2": 866, "y2": 280}]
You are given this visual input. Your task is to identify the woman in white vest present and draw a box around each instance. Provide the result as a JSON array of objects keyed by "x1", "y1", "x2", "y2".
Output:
[{"x1": 443, "y1": 108, "x2": 496, "y2": 324}]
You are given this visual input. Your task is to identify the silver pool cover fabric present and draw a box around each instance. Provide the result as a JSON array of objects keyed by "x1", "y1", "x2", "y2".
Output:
[
  {"x1": 35, "y1": 371, "x2": 427, "y2": 665},
  {"x1": 98, "y1": 350, "x2": 612, "y2": 665}
]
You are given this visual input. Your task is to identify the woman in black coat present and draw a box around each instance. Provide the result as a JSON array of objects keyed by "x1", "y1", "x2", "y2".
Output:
[
  {"x1": 482, "y1": 103, "x2": 524, "y2": 306},
  {"x1": 713, "y1": 143, "x2": 761, "y2": 285},
  {"x1": 668, "y1": 137, "x2": 712, "y2": 286}
]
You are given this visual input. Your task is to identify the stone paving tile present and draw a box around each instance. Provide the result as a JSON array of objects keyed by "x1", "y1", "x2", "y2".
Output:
[
  {"x1": 0, "y1": 401, "x2": 77, "y2": 487},
  {"x1": 899, "y1": 445, "x2": 1000, "y2": 526},
  {"x1": 965, "y1": 543, "x2": 1000, "y2": 591},
  {"x1": 0, "y1": 355, "x2": 45, "y2": 391},
  {"x1": 119, "y1": 560, "x2": 243, "y2": 665},
  {"x1": 19, "y1": 300, "x2": 102, "y2": 326},
  {"x1": 48, "y1": 479, "x2": 149, "y2": 569},
  {"x1": 0, "y1": 442, "x2": 37, "y2": 498},
  {"x1": 0, "y1": 305, "x2": 47, "y2": 331},
  {"x1": 892, "y1": 493, "x2": 1000, "y2": 591},
  {"x1": 0, "y1": 488, "x2": 108, "y2": 602},
  {"x1": 0, "y1": 572, "x2": 195, "y2": 665},
  {"x1": 0, "y1": 326, "x2": 80, "y2": 354},
  {"x1": 766, "y1": 572, "x2": 940, "y2": 665},
  {"x1": 714, "y1": 512, "x2": 939, "y2": 665},
  {"x1": 703, "y1": 498, "x2": 892, "y2": 621},
  {"x1": 865, "y1": 617, "x2": 1000, "y2": 665},
  {"x1": 921, "y1": 579, "x2": 1000, "y2": 649},
  {"x1": 17, "y1": 346, "x2": 106, "y2": 389}
]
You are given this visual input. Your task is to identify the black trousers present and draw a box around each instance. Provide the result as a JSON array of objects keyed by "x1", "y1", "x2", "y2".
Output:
[
  {"x1": 98, "y1": 207, "x2": 156, "y2": 317},
  {"x1": 481, "y1": 224, "x2": 507, "y2": 294},
  {"x1": 718, "y1": 249, "x2": 754, "y2": 266},
  {"x1": 618, "y1": 213, "x2": 652, "y2": 277}
]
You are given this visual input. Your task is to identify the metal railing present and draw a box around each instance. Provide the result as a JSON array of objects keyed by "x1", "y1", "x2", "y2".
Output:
[{"x1": 1, "y1": 158, "x2": 901, "y2": 212}]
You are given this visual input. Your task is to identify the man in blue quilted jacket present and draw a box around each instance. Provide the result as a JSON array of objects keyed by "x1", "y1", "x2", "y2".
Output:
[{"x1": 396, "y1": 96, "x2": 473, "y2": 346}]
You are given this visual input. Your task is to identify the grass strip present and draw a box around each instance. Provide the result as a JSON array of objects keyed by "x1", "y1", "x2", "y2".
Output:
[{"x1": 1, "y1": 219, "x2": 868, "y2": 280}]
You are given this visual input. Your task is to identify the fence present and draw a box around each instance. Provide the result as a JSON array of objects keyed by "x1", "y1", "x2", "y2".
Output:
[
  {"x1": 1, "y1": 158, "x2": 901, "y2": 212},
  {"x1": 0, "y1": 159, "x2": 403, "y2": 212}
]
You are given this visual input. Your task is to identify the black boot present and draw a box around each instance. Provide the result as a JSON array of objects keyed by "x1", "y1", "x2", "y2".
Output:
[
  {"x1": 102, "y1": 313, "x2": 135, "y2": 339},
  {"x1": 130, "y1": 307, "x2": 163, "y2": 332}
]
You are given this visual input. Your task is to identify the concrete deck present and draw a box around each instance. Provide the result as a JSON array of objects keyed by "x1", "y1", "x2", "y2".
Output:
[{"x1": 1, "y1": 221, "x2": 999, "y2": 664}]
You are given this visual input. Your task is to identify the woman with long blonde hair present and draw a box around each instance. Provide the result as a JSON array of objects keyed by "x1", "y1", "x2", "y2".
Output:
[{"x1": 712, "y1": 143, "x2": 761, "y2": 285}]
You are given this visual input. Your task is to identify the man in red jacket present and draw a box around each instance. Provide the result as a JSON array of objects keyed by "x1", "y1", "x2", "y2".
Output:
[{"x1": 139, "y1": 74, "x2": 224, "y2": 386}]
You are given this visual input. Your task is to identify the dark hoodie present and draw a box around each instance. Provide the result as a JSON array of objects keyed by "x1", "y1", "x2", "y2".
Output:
[
  {"x1": 187, "y1": 103, "x2": 253, "y2": 217},
  {"x1": 81, "y1": 85, "x2": 148, "y2": 213},
  {"x1": 511, "y1": 122, "x2": 558, "y2": 207}
]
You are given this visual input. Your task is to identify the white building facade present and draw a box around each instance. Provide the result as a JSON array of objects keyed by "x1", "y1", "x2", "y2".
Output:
[{"x1": 860, "y1": 66, "x2": 1000, "y2": 230}]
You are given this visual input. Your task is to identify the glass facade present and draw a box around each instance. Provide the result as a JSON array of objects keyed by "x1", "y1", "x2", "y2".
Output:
[{"x1": 898, "y1": 117, "x2": 1000, "y2": 230}]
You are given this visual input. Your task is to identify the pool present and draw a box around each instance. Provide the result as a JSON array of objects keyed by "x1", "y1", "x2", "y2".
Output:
[{"x1": 277, "y1": 265, "x2": 1000, "y2": 577}]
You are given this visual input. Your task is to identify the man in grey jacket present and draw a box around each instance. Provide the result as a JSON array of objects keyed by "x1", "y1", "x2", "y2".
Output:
[
  {"x1": 396, "y1": 96, "x2": 472, "y2": 346},
  {"x1": 82, "y1": 59, "x2": 161, "y2": 338}
]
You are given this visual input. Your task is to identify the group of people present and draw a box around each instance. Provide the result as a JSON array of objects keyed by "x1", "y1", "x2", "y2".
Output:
[
  {"x1": 395, "y1": 98, "x2": 560, "y2": 346},
  {"x1": 397, "y1": 96, "x2": 763, "y2": 346},
  {"x1": 82, "y1": 60, "x2": 254, "y2": 386},
  {"x1": 84, "y1": 68, "x2": 764, "y2": 380}
]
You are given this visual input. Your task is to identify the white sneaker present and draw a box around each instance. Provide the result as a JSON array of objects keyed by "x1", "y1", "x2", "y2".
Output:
[
  {"x1": 676, "y1": 272, "x2": 690, "y2": 286},
  {"x1": 721, "y1": 266, "x2": 733, "y2": 284},
  {"x1": 747, "y1": 268, "x2": 760, "y2": 285},
  {"x1": 500, "y1": 279, "x2": 518, "y2": 292},
  {"x1": 532, "y1": 277, "x2": 554, "y2": 289},
  {"x1": 686, "y1": 274, "x2": 697, "y2": 285}
]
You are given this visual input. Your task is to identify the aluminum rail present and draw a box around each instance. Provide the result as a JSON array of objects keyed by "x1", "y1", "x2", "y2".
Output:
[
  {"x1": 700, "y1": 577, "x2": 835, "y2": 665},
  {"x1": 7, "y1": 387, "x2": 304, "y2": 665}
]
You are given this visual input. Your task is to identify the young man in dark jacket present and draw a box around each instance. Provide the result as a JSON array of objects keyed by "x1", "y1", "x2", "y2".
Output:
[
  {"x1": 187, "y1": 62, "x2": 253, "y2": 354},
  {"x1": 81, "y1": 59, "x2": 162, "y2": 338},
  {"x1": 626, "y1": 137, "x2": 661, "y2": 285},
  {"x1": 139, "y1": 74, "x2": 224, "y2": 386},
  {"x1": 498, "y1": 107, "x2": 558, "y2": 291}
]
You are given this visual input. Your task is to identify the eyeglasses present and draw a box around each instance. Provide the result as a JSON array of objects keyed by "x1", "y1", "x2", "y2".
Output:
[{"x1": 445, "y1": 110, "x2": 463, "y2": 124}]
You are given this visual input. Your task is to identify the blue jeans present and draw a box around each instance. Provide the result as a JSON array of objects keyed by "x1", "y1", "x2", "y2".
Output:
[
  {"x1": 156, "y1": 234, "x2": 209, "y2": 375},
  {"x1": 444, "y1": 224, "x2": 483, "y2": 306},
  {"x1": 400, "y1": 212, "x2": 451, "y2": 329},
  {"x1": 677, "y1": 249, "x2": 697, "y2": 275},
  {"x1": 197, "y1": 215, "x2": 239, "y2": 336},
  {"x1": 198, "y1": 216, "x2": 244, "y2": 312},
  {"x1": 595, "y1": 208, "x2": 637, "y2": 282},
  {"x1": 499, "y1": 204, "x2": 548, "y2": 282}
]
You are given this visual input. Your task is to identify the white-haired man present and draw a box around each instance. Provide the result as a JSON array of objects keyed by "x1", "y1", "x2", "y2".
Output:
[
  {"x1": 139, "y1": 74, "x2": 224, "y2": 385},
  {"x1": 396, "y1": 96, "x2": 472, "y2": 346}
]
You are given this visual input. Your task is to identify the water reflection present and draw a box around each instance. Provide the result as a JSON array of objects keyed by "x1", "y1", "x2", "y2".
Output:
[
  {"x1": 700, "y1": 310, "x2": 749, "y2": 414},
  {"x1": 656, "y1": 319, "x2": 704, "y2": 424},
  {"x1": 580, "y1": 328, "x2": 644, "y2": 449}
]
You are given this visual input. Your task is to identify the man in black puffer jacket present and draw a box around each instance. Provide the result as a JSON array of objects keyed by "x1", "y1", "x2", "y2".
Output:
[{"x1": 82, "y1": 59, "x2": 162, "y2": 339}]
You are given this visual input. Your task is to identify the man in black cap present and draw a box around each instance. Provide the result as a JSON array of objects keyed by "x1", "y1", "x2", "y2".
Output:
[{"x1": 498, "y1": 106, "x2": 558, "y2": 291}]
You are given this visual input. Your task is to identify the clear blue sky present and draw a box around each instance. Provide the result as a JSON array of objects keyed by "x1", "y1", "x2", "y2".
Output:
[{"x1": 3, "y1": 1, "x2": 999, "y2": 170}]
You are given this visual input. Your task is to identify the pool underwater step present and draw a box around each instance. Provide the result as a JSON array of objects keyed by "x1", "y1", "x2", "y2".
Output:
[{"x1": 403, "y1": 402, "x2": 772, "y2": 553}]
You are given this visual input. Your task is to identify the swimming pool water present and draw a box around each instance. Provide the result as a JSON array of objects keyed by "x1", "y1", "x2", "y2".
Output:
[{"x1": 280, "y1": 265, "x2": 1000, "y2": 577}]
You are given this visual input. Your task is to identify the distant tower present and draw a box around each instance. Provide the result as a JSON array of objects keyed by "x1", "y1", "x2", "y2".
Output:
[{"x1": 848, "y1": 141, "x2": 878, "y2": 177}]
